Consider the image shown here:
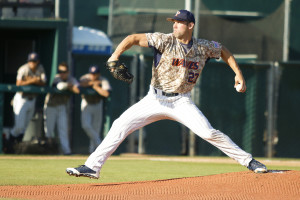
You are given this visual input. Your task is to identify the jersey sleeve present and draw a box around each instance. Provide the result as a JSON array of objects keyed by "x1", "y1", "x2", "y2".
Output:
[
  {"x1": 80, "y1": 74, "x2": 89, "y2": 83},
  {"x1": 198, "y1": 39, "x2": 222, "y2": 59},
  {"x1": 39, "y1": 65, "x2": 47, "y2": 83},
  {"x1": 69, "y1": 77, "x2": 79, "y2": 86},
  {"x1": 16, "y1": 66, "x2": 25, "y2": 81},
  {"x1": 101, "y1": 77, "x2": 112, "y2": 91},
  {"x1": 146, "y1": 32, "x2": 173, "y2": 53},
  {"x1": 206, "y1": 40, "x2": 222, "y2": 59}
]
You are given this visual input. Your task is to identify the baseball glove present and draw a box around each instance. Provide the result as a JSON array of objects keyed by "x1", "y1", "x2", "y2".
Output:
[{"x1": 106, "y1": 61, "x2": 134, "y2": 84}]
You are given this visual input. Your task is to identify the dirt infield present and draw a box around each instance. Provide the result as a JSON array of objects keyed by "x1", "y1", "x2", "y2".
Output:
[{"x1": 1, "y1": 170, "x2": 300, "y2": 200}]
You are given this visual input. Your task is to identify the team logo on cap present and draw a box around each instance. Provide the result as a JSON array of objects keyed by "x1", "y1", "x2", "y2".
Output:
[
  {"x1": 91, "y1": 66, "x2": 96, "y2": 72},
  {"x1": 30, "y1": 54, "x2": 36, "y2": 59},
  {"x1": 175, "y1": 11, "x2": 180, "y2": 16}
]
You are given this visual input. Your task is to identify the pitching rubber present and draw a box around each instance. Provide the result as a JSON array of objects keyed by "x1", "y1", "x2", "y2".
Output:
[{"x1": 254, "y1": 168, "x2": 268, "y2": 173}]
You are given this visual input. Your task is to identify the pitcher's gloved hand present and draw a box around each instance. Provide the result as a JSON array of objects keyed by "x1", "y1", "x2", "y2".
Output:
[{"x1": 106, "y1": 61, "x2": 134, "y2": 84}]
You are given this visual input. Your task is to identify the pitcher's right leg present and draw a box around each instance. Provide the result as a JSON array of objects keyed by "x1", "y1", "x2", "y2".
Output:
[{"x1": 85, "y1": 97, "x2": 165, "y2": 172}]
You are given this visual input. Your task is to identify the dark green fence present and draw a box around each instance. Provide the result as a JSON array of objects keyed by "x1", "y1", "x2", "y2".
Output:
[
  {"x1": 1, "y1": 61, "x2": 300, "y2": 158},
  {"x1": 276, "y1": 62, "x2": 300, "y2": 158},
  {"x1": 196, "y1": 62, "x2": 269, "y2": 157},
  {"x1": 0, "y1": 84, "x2": 111, "y2": 154}
]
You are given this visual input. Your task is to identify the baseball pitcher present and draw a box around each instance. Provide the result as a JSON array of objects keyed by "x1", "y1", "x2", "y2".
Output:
[{"x1": 67, "y1": 10, "x2": 267, "y2": 179}]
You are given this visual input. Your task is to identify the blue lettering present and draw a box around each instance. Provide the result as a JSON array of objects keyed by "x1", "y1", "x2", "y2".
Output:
[
  {"x1": 172, "y1": 58, "x2": 180, "y2": 66},
  {"x1": 178, "y1": 59, "x2": 185, "y2": 67},
  {"x1": 172, "y1": 58, "x2": 199, "y2": 69}
]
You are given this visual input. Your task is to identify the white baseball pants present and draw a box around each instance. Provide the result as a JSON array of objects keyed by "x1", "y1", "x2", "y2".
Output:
[
  {"x1": 85, "y1": 86, "x2": 252, "y2": 172},
  {"x1": 44, "y1": 104, "x2": 71, "y2": 154},
  {"x1": 81, "y1": 100, "x2": 103, "y2": 153},
  {"x1": 11, "y1": 93, "x2": 36, "y2": 137}
]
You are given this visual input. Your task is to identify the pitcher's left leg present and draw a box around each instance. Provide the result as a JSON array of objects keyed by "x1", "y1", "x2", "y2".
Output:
[{"x1": 173, "y1": 100, "x2": 252, "y2": 167}]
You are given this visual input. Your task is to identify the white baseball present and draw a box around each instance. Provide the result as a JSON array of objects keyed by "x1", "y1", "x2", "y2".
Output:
[
  {"x1": 235, "y1": 84, "x2": 243, "y2": 92},
  {"x1": 57, "y1": 82, "x2": 69, "y2": 90}
]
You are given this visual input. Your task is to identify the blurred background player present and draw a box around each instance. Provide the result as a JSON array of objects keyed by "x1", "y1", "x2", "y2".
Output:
[
  {"x1": 43, "y1": 62, "x2": 79, "y2": 155},
  {"x1": 8, "y1": 52, "x2": 47, "y2": 150},
  {"x1": 79, "y1": 65, "x2": 111, "y2": 153}
]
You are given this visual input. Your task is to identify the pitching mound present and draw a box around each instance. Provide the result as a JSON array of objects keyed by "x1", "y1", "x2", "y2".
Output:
[{"x1": 1, "y1": 170, "x2": 300, "y2": 200}]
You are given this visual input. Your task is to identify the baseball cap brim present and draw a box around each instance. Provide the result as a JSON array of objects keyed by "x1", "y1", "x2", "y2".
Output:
[
  {"x1": 166, "y1": 17, "x2": 188, "y2": 22},
  {"x1": 28, "y1": 59, "x2": 39, "y2": 62}
]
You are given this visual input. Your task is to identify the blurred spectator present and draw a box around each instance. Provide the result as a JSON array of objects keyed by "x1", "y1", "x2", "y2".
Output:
[
  {"x1": 43, "y1": 62, "x2": 79, "y2": 155},
  {"x1": 8, "y1": 52, "x2": 47, "y2": 151},
  {"x1": 80, "y1": 65, "x2": 111, "y2": 153}
]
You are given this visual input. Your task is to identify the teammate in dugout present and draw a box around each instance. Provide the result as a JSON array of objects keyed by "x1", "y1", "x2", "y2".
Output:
[
  {"x1": 7, "y1": 52, "x2": 47, "y2": 152},
  {"x1": 66, "y1": 10, "x2": 267, "y2": 179},
  {"x1": 79, "y1": 65, "x2": 111, "y2": 154},
  {"x1": 44, "y1": 62, "x2": 80, "y2": 155}
]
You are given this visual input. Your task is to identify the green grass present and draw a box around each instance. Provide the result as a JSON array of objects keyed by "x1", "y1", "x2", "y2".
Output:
[{"x1": 0, "y1": 155, "x2": 300, "y2": 186}]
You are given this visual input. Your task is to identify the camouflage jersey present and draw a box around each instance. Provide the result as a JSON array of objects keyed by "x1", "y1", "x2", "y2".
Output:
[{"x1": 146, "y1": 32, "x2": 222, "y2": 94}]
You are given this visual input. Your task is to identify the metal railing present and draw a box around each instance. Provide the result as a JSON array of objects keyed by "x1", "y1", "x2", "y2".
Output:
[{"x1": 0, "y1": 83, "x2": 111, "y2": 154}]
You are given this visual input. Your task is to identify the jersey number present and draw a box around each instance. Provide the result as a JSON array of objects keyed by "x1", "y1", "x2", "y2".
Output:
[{"x1": 188, "y1": 72, "x2": 200, "y2": 84}]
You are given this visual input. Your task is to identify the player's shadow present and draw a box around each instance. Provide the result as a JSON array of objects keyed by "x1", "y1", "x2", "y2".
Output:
[
  {"x1": 267, "y1": 170, "x2": 290, "y2": 173},
  {"x1": 90, "y1": 176, "x2": 191, "y2": 187}
]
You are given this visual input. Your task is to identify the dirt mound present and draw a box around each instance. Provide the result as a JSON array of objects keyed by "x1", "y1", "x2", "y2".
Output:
[{"x1": 1, "y1": 170, "x2": 300, "y2": 200}]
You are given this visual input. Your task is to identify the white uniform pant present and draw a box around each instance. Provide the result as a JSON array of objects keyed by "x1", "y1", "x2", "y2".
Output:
[
  {"x1": 11, "y1": 93, "x2": 36, "y2": 137},
  {"x1": 85, "y1": 86, "x2": 252, "y2": 172},
  {"x1": 44, "y1": 104, "x2": 71, "y2": 154},
  {"x1": 81, "y1": 100, "x2": 103, "y2": 153}
]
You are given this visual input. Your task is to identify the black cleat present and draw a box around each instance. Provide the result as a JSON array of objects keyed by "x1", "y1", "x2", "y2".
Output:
[
  {"x1": 247, "y1": 159, "x2": 267, "y2": 173},
  {"x1": 66, "y1": 165, "x2": 99, "y2": 179}
]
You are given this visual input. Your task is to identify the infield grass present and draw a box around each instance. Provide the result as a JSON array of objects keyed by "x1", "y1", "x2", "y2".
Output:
[{"x1": 0, "y1": 155, "x2": 300, "y2": 186}]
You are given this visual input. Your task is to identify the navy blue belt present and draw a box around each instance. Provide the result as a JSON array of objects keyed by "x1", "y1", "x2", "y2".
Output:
[{"x1": 154, "y1": 88, "x2": 179, "y2": 97}]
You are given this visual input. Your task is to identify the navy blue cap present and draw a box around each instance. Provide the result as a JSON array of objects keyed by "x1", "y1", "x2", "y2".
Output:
[
  {"x1": 27, "y1": 52, "x2": 39, "y2": 62},
  {"x1": 167, "y1": 10, "x2": 195, "y2": 23},
  {"x1": 89, "y1": 65, "x2": 100, "y2": 74}
]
